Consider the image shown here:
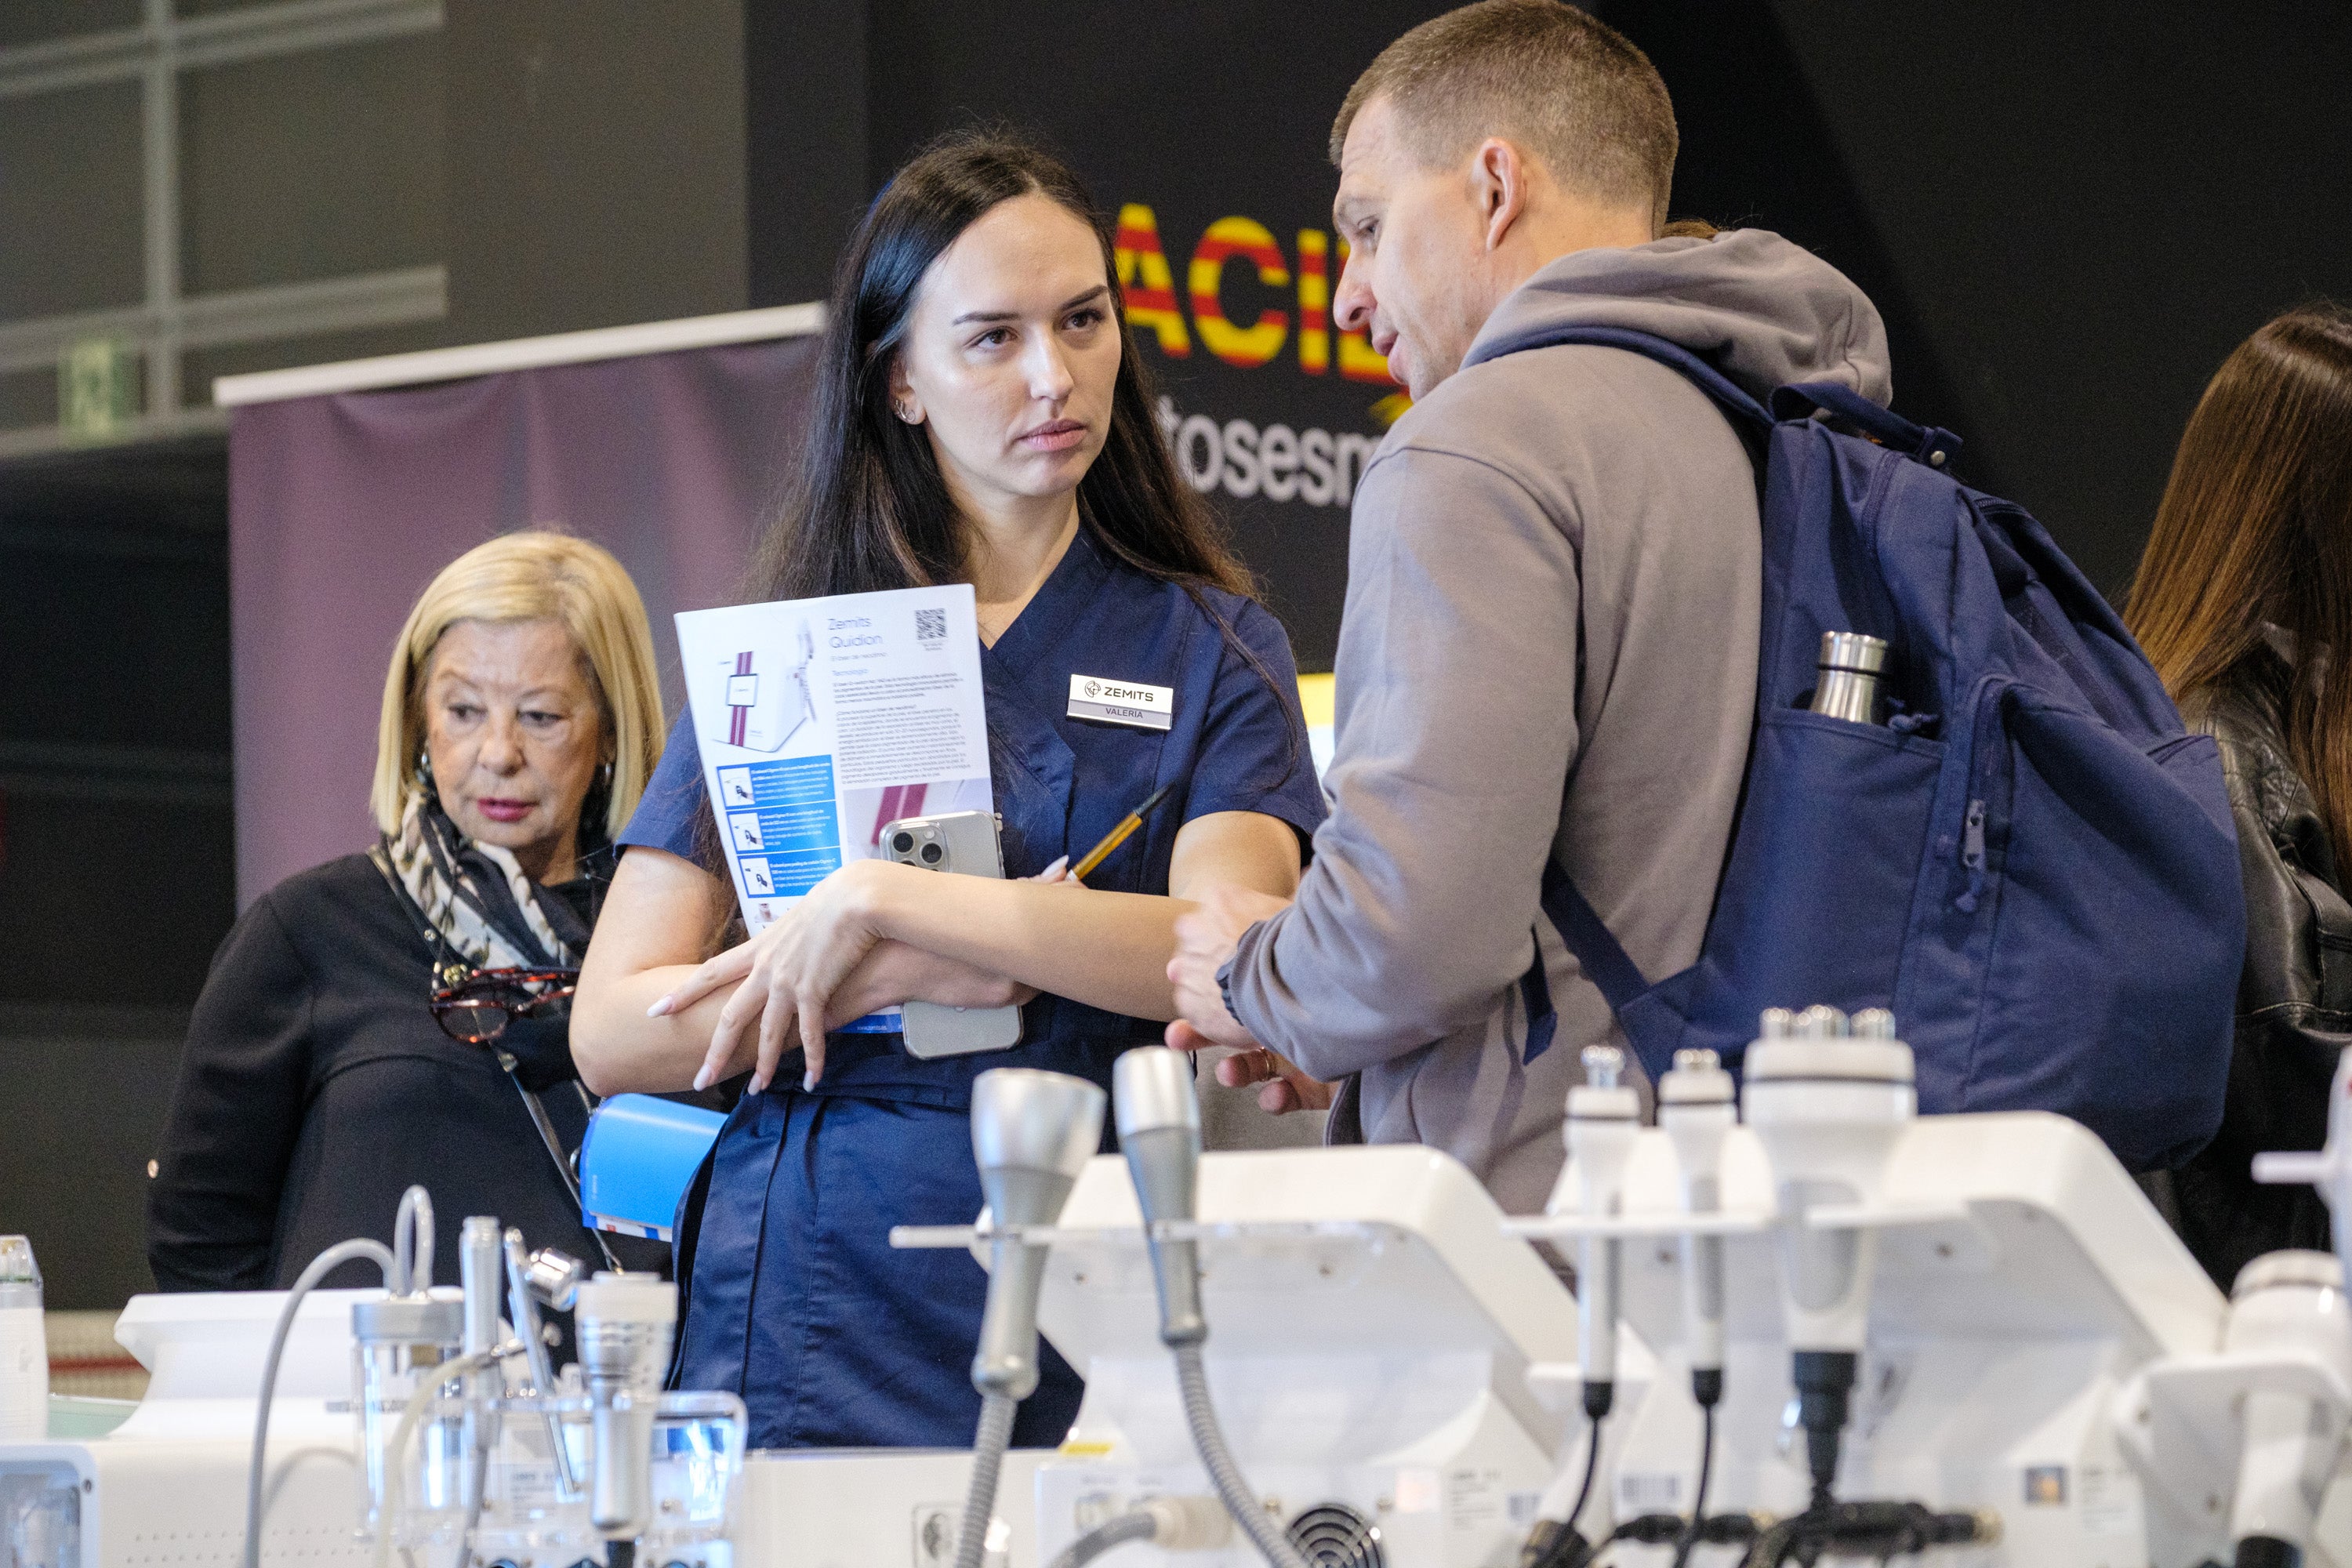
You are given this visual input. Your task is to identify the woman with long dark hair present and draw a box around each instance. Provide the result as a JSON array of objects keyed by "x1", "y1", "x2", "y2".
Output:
[
  {"x1": 572, "y1": 132, "x2": 1324, "y2": 1447},
  {"x1": 2125, "y1": 304, "x2": 2352, "y2": 1287}
]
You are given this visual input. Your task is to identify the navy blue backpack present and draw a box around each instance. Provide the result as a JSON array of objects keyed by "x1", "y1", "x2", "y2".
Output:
[{"x1": 1508, "y1": 326, "x2": 2244, "y2": 1172}]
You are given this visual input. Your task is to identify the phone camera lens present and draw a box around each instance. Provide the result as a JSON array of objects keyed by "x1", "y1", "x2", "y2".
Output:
[
  {"x1": 919, "y1": 842, "x2": 944, "y2": 865},
  {"x1": 891, "y1": 831, "x2": 916, "y2": 854}
]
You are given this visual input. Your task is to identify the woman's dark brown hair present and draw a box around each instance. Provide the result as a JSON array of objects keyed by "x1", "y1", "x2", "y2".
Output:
[
  {"x1": 750, "y1": 128, "x2": 1253, "y2": 603},
  {"x1": 2125, "y1": 304, "x2": 2352, "y2": 862},
  {"x1": 695, "y1": 131, "x2": 1300, "y2": 934}
]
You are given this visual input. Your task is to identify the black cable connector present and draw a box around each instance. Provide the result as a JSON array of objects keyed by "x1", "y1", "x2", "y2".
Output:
[
  {"x1": 1790, "y1": 1350, "x2": 1857, "y2": 1512},
  {"x1": 1516, "y1": 1517, "x2": 1594, "y2": 1568},
  {"x1": 2234, "y1": 1537, "x2": 2300, "y2": 1568},
  {"x1": 1740, "y1": 1501, "x2": 1994, "y2": 1567},
  {"x1": 1610, "y1": 1512, "x2": 1762, "y2": 1546}
]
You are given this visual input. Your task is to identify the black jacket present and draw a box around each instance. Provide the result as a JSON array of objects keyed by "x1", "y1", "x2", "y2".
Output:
[
  {"x1": 2165, "y1": 648, "x2": 2347, "y2": 1289},
  {"x1": 146, "y1": 854, "x2": 655, "y2": 1290}
]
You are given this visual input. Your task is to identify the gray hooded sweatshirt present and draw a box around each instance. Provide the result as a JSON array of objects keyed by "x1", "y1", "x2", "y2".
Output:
[{"x1": 1221, "y1": 229, "x2": 1891, "y2": 1214}]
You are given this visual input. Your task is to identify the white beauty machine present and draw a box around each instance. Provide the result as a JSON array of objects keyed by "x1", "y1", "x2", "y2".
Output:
[{"x1": 6, "y1": 1031, "x2": 2349, "y2": 1568}]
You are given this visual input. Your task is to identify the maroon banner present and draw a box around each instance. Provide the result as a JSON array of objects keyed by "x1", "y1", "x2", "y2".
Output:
[{"x1": 227, "y1": 335, "x2": 820, "y2": 905}]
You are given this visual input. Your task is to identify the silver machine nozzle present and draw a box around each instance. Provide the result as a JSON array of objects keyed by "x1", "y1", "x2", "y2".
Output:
[
  {"x1": 967, "y1": 1069, "x2": 1108, "y2": 1401},
  {"x1": 1582, "y1": 1043, "x2": 1624, "y2": 1090},
  {"x1": 456, "y1": 1218, "x2": 505, "y2": 1515},
  {"x1": 576, "y1": 1272, "x2": 676, "y2": 1541},
  {"x1": 1850, "y1": 1008, "x2": 1898, "y2": 1040},
  {"x1": 1113, "y1": 1047, "x2": 1208, "y2": 1347},
  {"x1": 1795, "y1": 1004, "x2": 1850, "y2": 1039}
]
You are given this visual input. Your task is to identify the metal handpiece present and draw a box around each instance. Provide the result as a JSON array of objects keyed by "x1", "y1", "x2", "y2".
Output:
[
  {"x1": 1810, "y1": 631, "x2": 1889, "y2": 724},
  {"x1": 457, "y1": 1218, "x2": 504, "y2": 1516},
  {"x1": 523, "y1": 1246, "x2": 589, "y2": 1313},
  {"x1": 501, "y1": 1229, "x2": 582, "y2": 1496},
  {"x1": 968, "y1": 1069, "x2": 1106, "y2": 1400},
  {"x1": 576, "y1": 1273, "x2": 676, "y2": 1541},
  {"x1": 1114, "y1": 1047, "x2": 1207, "y2": 1346}
]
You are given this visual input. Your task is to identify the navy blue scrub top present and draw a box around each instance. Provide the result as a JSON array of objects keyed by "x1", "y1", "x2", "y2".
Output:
[
  {"x1": 618, "y1": 527, "x2": 1328, "y2": 1098},
  {"x1": 622, "y1": 531, "x2": 1323, "y2": 1448}
]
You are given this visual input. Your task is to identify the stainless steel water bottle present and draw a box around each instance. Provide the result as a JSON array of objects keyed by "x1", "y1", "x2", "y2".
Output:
[{"x1": 1811, "y1": 632, "x2": 1889, "y2": 724}]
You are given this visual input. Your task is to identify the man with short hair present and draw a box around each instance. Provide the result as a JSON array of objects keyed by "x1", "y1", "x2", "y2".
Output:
[{"x1": 1166, "y1": 0, "x2": 1893, "y2": 1211}]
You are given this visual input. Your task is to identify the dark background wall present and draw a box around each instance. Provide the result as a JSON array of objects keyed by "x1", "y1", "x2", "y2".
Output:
[
  {"x1": 7, "y1": 0, "x2": 2352, "y2": 1305},
  {"x1": 746, "y1": 1, "x2": 2352, "y2": 611}
]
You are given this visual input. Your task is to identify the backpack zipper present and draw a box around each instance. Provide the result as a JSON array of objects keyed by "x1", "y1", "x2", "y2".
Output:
[{"x1": 1955, "y1": 798, "x2": 1988, "y2": 913}]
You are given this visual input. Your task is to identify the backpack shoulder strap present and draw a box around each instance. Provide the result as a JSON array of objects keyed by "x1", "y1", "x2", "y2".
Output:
[
  {"x1": 1472, "y1": 325, "x2": 1748, "y2": 1069},
  {"x1": 1472, "y1": 323, "x2": 1774, "y2": 434},
  {"x1": 1538, "y1": 860, "x2": 1650, "y2": 1011}
]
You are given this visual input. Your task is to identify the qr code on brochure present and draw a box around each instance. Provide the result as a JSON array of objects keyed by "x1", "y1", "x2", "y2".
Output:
[{"x1": 914, "y1": 607, "x2": 947, "y2": 645}]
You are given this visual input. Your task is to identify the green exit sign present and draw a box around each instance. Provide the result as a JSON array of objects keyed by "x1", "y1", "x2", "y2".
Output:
[{"x1": 60, "y1": 338, "x2": 140, "y2": 441}]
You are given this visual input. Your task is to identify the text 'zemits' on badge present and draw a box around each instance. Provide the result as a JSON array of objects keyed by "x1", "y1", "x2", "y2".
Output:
[{"x1": 1068, "y1": 673, "x2": 1173, "y2": 731}]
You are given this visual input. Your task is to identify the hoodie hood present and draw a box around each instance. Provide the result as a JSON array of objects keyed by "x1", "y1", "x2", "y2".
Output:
[{"x1": 1462, "y1": 228, "x2": 1891, "y2": 407}]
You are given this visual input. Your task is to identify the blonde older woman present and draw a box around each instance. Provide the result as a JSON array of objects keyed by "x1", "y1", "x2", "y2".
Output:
[{"x1": 147, "y1": 532, "x2": 665, "y2": 1290}]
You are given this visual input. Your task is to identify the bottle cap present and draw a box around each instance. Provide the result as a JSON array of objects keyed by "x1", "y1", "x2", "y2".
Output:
[
  {"x1": 0, "y1": 1236, "x2": 38, "y2": 1286},
  {"x1": 1817, "y1": 631, "x2": 1889, "y2": 675}
]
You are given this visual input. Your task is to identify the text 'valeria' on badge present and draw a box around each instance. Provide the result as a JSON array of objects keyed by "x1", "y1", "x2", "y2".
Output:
[{"x1": 1068, "y1": 673, "x2": 1174, "y2": 731}]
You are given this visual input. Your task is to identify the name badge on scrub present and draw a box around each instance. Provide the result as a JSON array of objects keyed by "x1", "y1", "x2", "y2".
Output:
[{"x1": 1068, "y1": 674, "x2": 1173, "y2": 731}]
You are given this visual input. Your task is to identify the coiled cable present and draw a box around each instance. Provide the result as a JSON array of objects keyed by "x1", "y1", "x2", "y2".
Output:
[
  {"x1": 1046, "y1": 1511, "x2": 1159, "y2": 1568},
  {"x1": 1173, "y1": 1344, "x2": 1309, "y2": 1568},
  {"x1": 953, "y1": 1392, "x2": 1018, "y2": 1568}
]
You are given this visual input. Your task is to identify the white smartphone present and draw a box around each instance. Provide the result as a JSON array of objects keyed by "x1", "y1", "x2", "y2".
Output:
[{"x1": 879, "y1": 809, "x2": 1026, "y2": 1058}]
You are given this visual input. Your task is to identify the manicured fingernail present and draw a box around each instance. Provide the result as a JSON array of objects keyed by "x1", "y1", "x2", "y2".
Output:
[
  {"x1": 750, "y1": 1073, "x2": 768, "y2": 1094},
  {"x1": 692, "y1": 1066, "x2": 712, "y2": 1091},
  {"x1": 802, "y1": 1069, "x2": 818, "y2": 1092},
  {"x1": 646, "y1": 995, "x2": 673, "y2": 1018},
  {"x1": 1040, "y1": 855, "x2": 1069, "y2": 880}
]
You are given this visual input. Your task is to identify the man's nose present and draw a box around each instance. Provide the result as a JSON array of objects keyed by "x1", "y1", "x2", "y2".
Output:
[{"x1": 1332, "y1": 258, "x2": 1376, "y2": 336}]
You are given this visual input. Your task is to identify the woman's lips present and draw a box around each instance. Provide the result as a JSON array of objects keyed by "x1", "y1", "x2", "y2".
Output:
[
  {"x1": 1017, "y1": 419, "x2": 1088, "y2": 453},
  {"x1": 475, "y1": 798, "x2": 534, "y2": 823}
]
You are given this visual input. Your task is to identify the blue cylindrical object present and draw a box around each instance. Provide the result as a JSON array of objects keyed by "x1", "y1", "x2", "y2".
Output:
[{"x1": 579, "y1": 1094, "x2": 726, "y2": 1241}]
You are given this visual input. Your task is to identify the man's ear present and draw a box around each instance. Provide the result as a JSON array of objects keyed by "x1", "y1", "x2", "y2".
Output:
[{"x1": 1472, "y1": 137, "x2": 1531, "y2": 252}]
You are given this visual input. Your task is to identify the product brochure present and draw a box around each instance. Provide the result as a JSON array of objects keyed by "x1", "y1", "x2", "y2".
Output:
[{"x1": 675, "y1": 585, "x2": 994, "y2": 1029}]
